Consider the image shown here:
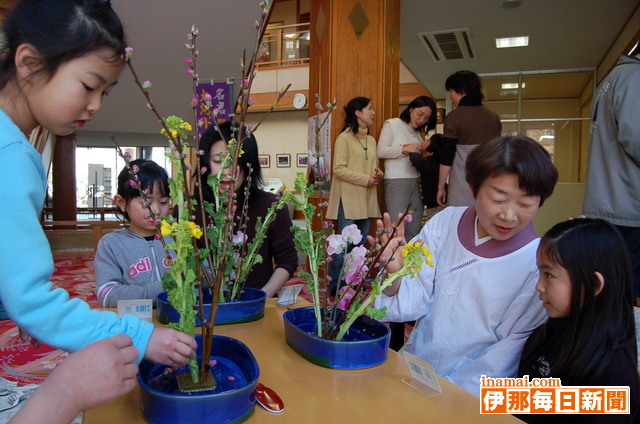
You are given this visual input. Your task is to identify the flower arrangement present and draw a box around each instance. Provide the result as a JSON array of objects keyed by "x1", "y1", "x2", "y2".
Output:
[
  {"x1": 113, "y1": 0, "x2": 291, "y2": 387},
  {"x1": 278, "y1": 103, "x2": 434, "y2": 341}
]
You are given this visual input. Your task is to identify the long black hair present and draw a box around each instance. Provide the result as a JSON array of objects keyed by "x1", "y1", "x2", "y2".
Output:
[
  {"x1": 521, "y1": 218, "x2": 637, "y2": 385},
  {"x1": 197, "y1": 121, "x2": 262, "y2": 204},
  {"x1": 0, "y1": 0, "x2": 125, "y2": 90},
  {"x1": 341, "y1": 96, "x2": 370, "y2": 133},
  {"x1": 399, "y1": 95, "x2": 437, "y2": 133}
]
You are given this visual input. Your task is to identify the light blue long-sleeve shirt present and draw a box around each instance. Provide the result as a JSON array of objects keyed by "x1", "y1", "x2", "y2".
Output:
[{"x1": 0, "y1": 108, "x2": 153, "y2": 362}]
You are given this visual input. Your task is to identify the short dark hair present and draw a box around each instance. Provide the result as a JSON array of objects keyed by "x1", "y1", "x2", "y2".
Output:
[
  {"x1": 444, "y1": 70, "x2": 484, "y2": 102},
  {"x1": 341, "y1": 97, "x2": 371, "y2": 133},
  {"x1": 0, "y1": 0, "x2": 126, "y2": 90},
  {"x1": 399, "y1": 95, "x2": 437, "y2": 133},
  {"x1": 465, "y1": 135, "x2": 557, "y2": 206},
  {"x1": 198, "y1": 121, "x2": 262, "y2": 203},
  {"x1": 426, "y1": 133, "x2": 444, "y2": 157},
  {"x1": 522, "y1": 218, "x2": 636, "y2": 385},
  {"x1": 116, "y1": 159, "x2": 169, "y2": 220}
]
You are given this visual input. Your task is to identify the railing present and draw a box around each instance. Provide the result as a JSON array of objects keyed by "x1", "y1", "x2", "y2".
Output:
[
  {"x1": 256, "y1": 23, "x2": 310, "y2": 69},
  {"x1": 41, "y1": 207, "x2": 119, "y2": 222},
  {"x1": 41, "y1": 220, "x2": 128, "y2": 255}
]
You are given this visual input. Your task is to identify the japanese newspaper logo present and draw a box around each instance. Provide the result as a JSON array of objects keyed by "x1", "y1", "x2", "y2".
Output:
[{"x1": 480, "y1": 375, "x2": 630, "y2": 415}]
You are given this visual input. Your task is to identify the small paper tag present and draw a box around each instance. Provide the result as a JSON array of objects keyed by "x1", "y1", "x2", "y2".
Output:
[
  {"x1": 401, "y1": 351, "x2": 443, "y2": 397},
  {"x1": 277, "y1": 284, "x2": 304, "y2": 306},
  {"x1": 117, "y1": 299, "x2": 153, "y2": 321}
]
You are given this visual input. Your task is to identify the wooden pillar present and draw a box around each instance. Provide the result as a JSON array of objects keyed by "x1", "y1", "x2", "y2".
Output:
[
  {"x1": 52, "y1": 134, "x2": 77, "y2": 222},
  {"x1": 309, "y1": 0, "x2": 400, "y2": 145}
]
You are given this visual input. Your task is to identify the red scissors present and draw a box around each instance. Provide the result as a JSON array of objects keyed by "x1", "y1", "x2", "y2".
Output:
[{"x1": 256, "y1": 383, "x2": 285, "y2": 414}]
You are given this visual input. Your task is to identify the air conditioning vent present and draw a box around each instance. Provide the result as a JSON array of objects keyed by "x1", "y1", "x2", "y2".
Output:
[{"x1": 417, "y1": 29, "x2": 476, "y2": 62}]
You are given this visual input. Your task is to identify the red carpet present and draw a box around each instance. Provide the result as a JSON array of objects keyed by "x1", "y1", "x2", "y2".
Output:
[{"x1": 0, "y1": 255, "x2": 97, "y2": 385}]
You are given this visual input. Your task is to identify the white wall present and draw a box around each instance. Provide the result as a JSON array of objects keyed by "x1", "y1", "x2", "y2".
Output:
[{"x1": 245, "y1": 110, "x2": 309, "y2": 190}]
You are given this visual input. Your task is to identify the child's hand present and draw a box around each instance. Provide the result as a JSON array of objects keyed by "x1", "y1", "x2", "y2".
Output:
[
  {"x1": 367, "y1": 212, "x2": 406, "y2": 274},
  {"x1": 18, "y1": 326, "x2": 41, "y2": 348},
  {"x1": 144, "y1": 327, "x2": 197, "y2": 367},
  {"x1": 10, "y1": 334, "x2": 139, "y2": 424}
]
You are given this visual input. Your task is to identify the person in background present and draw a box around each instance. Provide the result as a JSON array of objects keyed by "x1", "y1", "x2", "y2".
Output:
[
  {"x1": 0, "y1": 0, "x2": 195, "y2": 367},
  {"x1": 518, "y1": 218, "x2": 639, "y2": 423},
  {"x1": 9, "y1": 334, "x2": 138, "y2": 424},
  {"x1": 374, "y1": 135, "x2": 558, "y2": 395},
  {"x1": 438, "y1": 70, "x2": 501, "y2": 207},
  {"x1": 582, "y1": 42, "x2": 640, "y2": 303},
  {"x1": 378, "y1": 95, "x2": 437, "y2": 242},
  {"x1": 95, "y1": 159, "x2": 173, "y2": 308},
  {"x1": 327, "y1": 97, "x2": 382, "y2": 293},
  {"x1": 192, "y1": 121, "x2": 297, "y2": 298},
  {"x1": 409, "y1": 133, "x2": 446, "y2": 222}
]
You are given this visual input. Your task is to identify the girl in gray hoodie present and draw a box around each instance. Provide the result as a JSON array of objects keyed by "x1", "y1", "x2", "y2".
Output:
[{"x1": 95, "y1": 159, "x2": 174, "y2": 308}]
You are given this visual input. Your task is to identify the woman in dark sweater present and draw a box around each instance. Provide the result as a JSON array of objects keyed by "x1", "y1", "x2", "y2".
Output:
[{"x1": 189, "y1": 121, "x2": 297, "y2": 297}]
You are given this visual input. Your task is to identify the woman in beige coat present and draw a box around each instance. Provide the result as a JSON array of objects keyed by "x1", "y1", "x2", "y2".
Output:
[{"x1": 326, "y1": 97, "x2": 383, "y2": 292}]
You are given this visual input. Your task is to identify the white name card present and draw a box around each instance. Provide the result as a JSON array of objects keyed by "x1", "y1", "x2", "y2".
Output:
[
  {"x1": 117, "y1": 299, "x2": 153, "y2": 321},
  {"x1": 401, "y1": 350, "x2": 443, "y2": 397}
]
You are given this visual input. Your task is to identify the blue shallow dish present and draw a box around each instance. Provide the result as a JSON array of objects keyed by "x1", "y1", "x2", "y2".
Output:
[
  {"x1": 157, "y1": 287, "x2": 267, "y2": 326},
  {"x1": 138, "y1": 335, "x2": 259, "y2": 424},
  {"x1": 283, "y1": 306, "x2": 391, "y2": 369}
]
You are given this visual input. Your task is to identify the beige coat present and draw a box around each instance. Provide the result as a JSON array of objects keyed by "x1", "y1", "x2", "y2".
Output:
[{"x1": 327, "y1": 129, "x2": 382, "y2": 220}]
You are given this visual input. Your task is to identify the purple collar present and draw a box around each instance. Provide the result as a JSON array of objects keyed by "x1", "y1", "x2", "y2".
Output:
[{"x1": 457, "y1": 207, "x2": 537, "y2": 258}]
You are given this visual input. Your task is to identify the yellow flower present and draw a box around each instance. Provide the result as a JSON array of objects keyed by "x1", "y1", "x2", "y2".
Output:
[
  {"x1": 160, "y1": 220, "x2": 173, "y2": 237},
  {"x1": 401, "y1": 241, "x2": 435, "y2": 270},
  {"x1": 187, "y1": 221, "x2": 203, "y2": 239},
  {"x1": 180, "y1": 122, "x2": 192, "y2": 131}
]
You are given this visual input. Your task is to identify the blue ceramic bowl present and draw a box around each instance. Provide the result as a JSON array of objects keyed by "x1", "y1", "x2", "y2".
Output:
[
  {"x1": 138, "y1": 335, "x2": 259, "y2": 424},
  {"x1": 283, "y1": 306, "x2": 391, "y2": 369},
  {"x1": 157, "y1": 287, "x2": 267, "y2": 326}
]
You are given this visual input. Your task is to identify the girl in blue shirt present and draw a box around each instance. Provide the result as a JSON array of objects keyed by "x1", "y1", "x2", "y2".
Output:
[{"x1": 0, "y1": 0, "x2": 196, "y2": 377}]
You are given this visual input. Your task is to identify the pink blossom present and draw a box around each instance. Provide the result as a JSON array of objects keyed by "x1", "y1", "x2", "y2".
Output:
[
  {"x1": 185, "y1": 58, "x2": 193, "y2": 66},
  {"x1": 337, "y1": 287, "x2": 356, "y2": 310},
  {"x1": 128, "y1": 180, "x2": 136, "y2": 187},
  {"x1": 345, "y1": 265, "x2": 368, "y2": 286},
  {"x1": 405, "y1": 214, "x2": 413, "y2": 223},
  {"x1": 345, "y1": 245, "x2": 367, "y2": 268},
  {"x1": 187, "y1": 69, "x2": 194, "y2": 76},
  {"x1": 191, "y1": 97, "x2": 198, "y2": 105},
  {"x1": 204, "y1": 93, "x2": 212, "y2": 101},
  {"x1": 326, "y1": 234, "x2": 346, "y2": 256},
  {"x1": 341, "y1": 224, "x2": 362, "y2": 245},
  {"x1": 319, "y1": 169, "x2": 326, "y2": 175},
  {"x1": 232, "y1": 231, "x2": 247, "y2": 246}
]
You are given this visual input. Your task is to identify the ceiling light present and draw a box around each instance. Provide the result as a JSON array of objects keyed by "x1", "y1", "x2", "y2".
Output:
[
  {"x1": 496, "y1": 36, "x2": 529, "y2": 48},
  {"x1": 501, "y1": 83, "x2": 526, "y2": 89}
]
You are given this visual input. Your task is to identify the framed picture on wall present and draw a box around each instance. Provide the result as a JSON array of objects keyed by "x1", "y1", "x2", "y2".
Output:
[
  {"x1": 296, "y1": 153, "x2": 308, "y2": 167},
  {"x1": 276, "y1": 153, "x2": 291, "y2": 168},
  {"x1": 436, "y1": 108, "x2": 446, "y2": 124},
  {"x1": 258, "y1": 154, "x2": 270, "y2": 168}
]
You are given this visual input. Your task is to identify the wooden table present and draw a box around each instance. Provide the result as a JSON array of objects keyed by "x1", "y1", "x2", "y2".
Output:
[{"x1": 85, "y1": 299, "x2": 521, "y2": 423}]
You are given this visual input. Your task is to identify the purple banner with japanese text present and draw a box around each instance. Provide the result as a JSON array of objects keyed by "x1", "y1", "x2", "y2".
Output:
[{"x1": 195, "y1": 81, "x2": 234, "y2": 135}]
